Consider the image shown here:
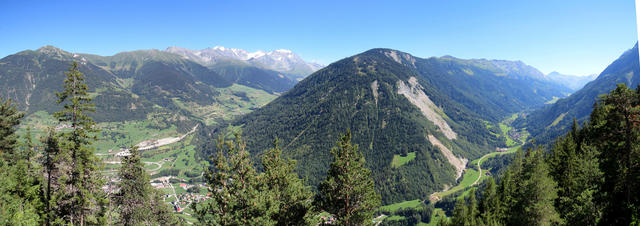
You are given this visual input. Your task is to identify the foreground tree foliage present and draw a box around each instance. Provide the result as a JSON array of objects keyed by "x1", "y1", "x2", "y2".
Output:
[
  {"x1": 315, "y1": 131, "x2": 381, "y2": 226},
  {"x1": 0, "y1": 98, "x2": 42, "y2": 224},
  {"x1": 115, "y1": 146, "x2": 179, "y2": 225},
  {"x1": 195, "y1": 133, "x2": 273, "y2": 225},
  {"x1": 447, "y1": 83, "x2": 640, "y2": 225},
  {"x1": 589, "y1": 84, "x2": 640, "y2": 225},
  {"x1": 448, "y1": 148, "x2": 561, "y2": 226},
  {"x1": 50, "y1": 61, "x2": 107, "y2": 224},
  {"x1": 260, "y1": 138, "x2": 317, "y2": 225},
  {"x1": 547, "y1": 119, "x2": 602, "y2": 225},
  {"x1": 196, "y1": 134, "x2": 317, "y2": 225},
  {"x1": 0, "y1": 62, "x2": 181, "y2": 225}
]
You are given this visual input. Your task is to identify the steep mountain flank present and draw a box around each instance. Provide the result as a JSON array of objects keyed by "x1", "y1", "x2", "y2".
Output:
[
  {"x1": 516, "y1": 43, "x2": 640, "y2": 145},
  {"x1": 201, "y1": 48, "x2": 568, "y2": 203}
]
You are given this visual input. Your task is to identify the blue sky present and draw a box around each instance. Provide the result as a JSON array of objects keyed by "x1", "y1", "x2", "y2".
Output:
[{"x1": 0, "y1": 0, "x2": 636, "y2": 75}]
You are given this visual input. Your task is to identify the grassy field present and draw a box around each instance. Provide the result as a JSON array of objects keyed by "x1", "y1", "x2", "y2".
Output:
[
  {"x1": 435, "y1": 168, "x2": 480, "y2": 198},
  {"x1": 171, "y1": 84, "x2": 277, "y2": 125},
  {"x1": 470, "y1": 145, "x2": 520, "y2": 166},
  {"x1": 391, "y1": 152, "x2": 416, "y2": 168},
  {"x1": 545, "y1": 96, "x2": 561, "y2": 105},
  {"x1": 379, "y1": 199, "x2": 423, "y2": 212},
  {"x1": 499, "y1": 123, "x2": 516, "y2": 146},
  {"x1": 94, "y1": 119, "x2": 180, "y2": 155},
  {"x1": 549, "y1": 112, "x2": 568, "y2": 128}
]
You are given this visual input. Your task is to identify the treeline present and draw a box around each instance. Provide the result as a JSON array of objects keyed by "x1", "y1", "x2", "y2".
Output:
[
  {"x1": 445, "y1": 84, "x2": 640, "y2": 225},
  {"x1": 194, "y1": 131, "x2": 381, "y2": 225}
]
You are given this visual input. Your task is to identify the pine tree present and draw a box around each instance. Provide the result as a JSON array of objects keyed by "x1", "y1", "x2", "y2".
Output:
[
  {"x1": 468, "y1": 189, "x2": 478, "y2": 225},
  {"x1": 588, "y1": 84, "x2": 640, "y2": 224},
  {"x1": 260, "y1": 138, "x2": 316, "y2": 225},
  {"x1": 478, "y1": 178, "x2": 500, "y2": 226},
  {"x1": 41, "y1": 129, "x2": 65, "y2": 224},
  {"x1": 116, "y1": 146, "x2": 178, "y2": 225},
  {"x1": 53, "y1": 61, "x2": 106, "y2": 225},
  {"x1": 450, "y1": 188, "x2": 479, "y2": 226},
  {"x1": 0, "y1": 98, "x2": 24, "y2": 159},
  {"x1": 466, "y1": 148, "x2": 561, "y2": 226},
  {"x1": 496, "y1": 150, "x2": 523, "y2": 224},
  {"x1": 517, "y1": 148, "x2": 561, "y2": 225},
  {"x1": 195, "y1": 133, "x2": 273, "y2": 225},
  {"x1": 21, "y1": 127, "x2": 36, "y2": 165},
  {"x1": 315, "y1": 130, "x2": 381, "y2": 226},
  {"x1": 547, "y1": 119, "x2": 602, "y2": 225},
  {"x1": 0, "y1": 98, "x2": 42, "y2": 224},
  {"x1": 451, "y1": 199, "x2": 469, "y2": 226}
]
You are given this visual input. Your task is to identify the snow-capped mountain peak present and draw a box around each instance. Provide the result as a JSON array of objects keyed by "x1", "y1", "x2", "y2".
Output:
[{"x1": 165, "y1": 46, "x2": 323, "y2": 76}]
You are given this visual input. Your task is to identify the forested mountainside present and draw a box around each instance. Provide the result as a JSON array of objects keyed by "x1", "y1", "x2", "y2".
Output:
[
  {"x1": 516, "y1": 43, "x2": 640, "y2": 145},
  {"x1": 199, "y1": 48, "x2": 572, "y2": 204}
]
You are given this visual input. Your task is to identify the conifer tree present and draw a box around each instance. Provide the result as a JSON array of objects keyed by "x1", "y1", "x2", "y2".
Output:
[
  {"x1": 450, "y1": 188, "x2": 478, "y2": 226},
  {"x1": 588, "y1": 84, "x2": 640, "y2": 224},
  {"x1": 0, "y1": 98, "x2": 42, "y2": 225},
  {"x1": 54, "y1": 61, "x2": 106, "y2": 225},
  {"x1": 517, "y1": 148, "x2": 561, "y2": 225},
  {"x1": 116, "y1": 146, "x2": 178, "y2": 225},
  {"x1": 452, "y1": 148, "x2": 561, "y2": 226},
  {"x1": 0, "y1": 98, "x2": 24, "y2": 158},
  {"x1": 260, "y1": 138, "x2": 316, "y2": 225},
  {"x1": 450, "y1": 199, "x2": 468, "y2": 226},
  {"x1": 41, "y1": 129, "x2": 64, "y2": 224},
  {"x1": 21, "y1": 127, "x2": 36, "y2": 165},
  {"x1": 547, "y1": 119, "x2": 602, "y2": 225},
  {"x1": 195, "y1": 133, "x2": 273, "y2": 225},
  {"x1": 478, "y1": 178, "x2": 500, "y2": 226},
  {"x1": 315, "y1": 130, "x2": 381, "y2": 226}
]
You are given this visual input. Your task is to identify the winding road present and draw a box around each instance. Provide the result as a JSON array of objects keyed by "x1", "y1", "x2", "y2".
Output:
[{"x1": 429, "y1": 146, "x2": 519, "y2": 202}]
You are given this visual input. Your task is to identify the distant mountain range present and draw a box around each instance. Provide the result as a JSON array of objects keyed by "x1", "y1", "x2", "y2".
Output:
[
  {"x1": 165, "y1": 46, "x2": 324, "y2": 79},
  {"x1": 202, "y1": 48, "x2": 574, "y2": 204},
  {"x1": 0, "y1": 46, "x2": 280, "y2": 125},
  {"x1": 546, "y1": 71, "x2": 597, "y2": 91},
  {"x1": 516, "y1": 43, "x2": 639, "y2": 145}
]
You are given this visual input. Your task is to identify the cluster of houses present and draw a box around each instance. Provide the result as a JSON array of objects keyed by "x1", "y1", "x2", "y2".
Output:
[{"x1": 168, "y1": 191, "x2": 208, "y2": 213}]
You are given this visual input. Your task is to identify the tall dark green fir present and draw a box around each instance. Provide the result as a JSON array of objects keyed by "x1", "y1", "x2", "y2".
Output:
[
  {"x1": 260, "y1": 138, "x2": 316, "y2": 225},
  {"x1": 115, "y1": 146, "x2": 179, "y2": 225},
  {"x1": 195, "y1": 133, "x2": 273, "y2": 225},
  {"x1": 315, "y1": 130, "x2": 381, "y2": 226},
  {"x1": 54, "y1": 61, "x2": 106, "y2": 225}
]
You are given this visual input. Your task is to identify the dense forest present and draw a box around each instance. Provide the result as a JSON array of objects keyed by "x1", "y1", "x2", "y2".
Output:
[{"x1": 445, "y1": 84, "x2": 640, "y2": 225}]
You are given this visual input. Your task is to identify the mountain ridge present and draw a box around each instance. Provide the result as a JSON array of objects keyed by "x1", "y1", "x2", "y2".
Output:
[
  {"x1": 546, "y1": 71, "x2": 597, "y2": 91},
  {"x1": 516, "y1": 43, "x2": 640, "y2": 145},
  {"x1": 200, "y1": 47, "x2": 573, "y2": 204},
  {"x1": 165, "y1": 46, "x2": 324, "y2": 77}
]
